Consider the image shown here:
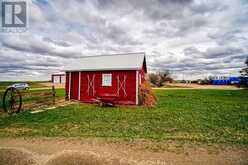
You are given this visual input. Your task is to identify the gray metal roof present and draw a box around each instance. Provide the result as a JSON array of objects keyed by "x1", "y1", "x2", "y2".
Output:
[{"x1": 64, "y1": 52, "x2": 146, "y2": 72}]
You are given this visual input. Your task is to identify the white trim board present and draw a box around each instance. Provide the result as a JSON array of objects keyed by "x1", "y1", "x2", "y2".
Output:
[
  {"x1": 136, "y1": 70, "x2": 139, "y2": 105},
  {"x1": 68, "y1": 72, "x2": 71, "y2": 100},
  {"x1": 78, "y1": 72, "x2": 81, "y2": 100}
]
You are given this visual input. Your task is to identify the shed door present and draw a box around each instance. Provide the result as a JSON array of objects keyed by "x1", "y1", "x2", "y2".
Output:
[
  {"x1": 70, "y1": 72, "x2": 79, "y2": 100},
  {"x1": 80, "y1": 72, "x2": 97, "y2": 102}
]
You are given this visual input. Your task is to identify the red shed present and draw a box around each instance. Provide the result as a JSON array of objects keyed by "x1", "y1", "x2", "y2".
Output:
[{"x1": 64, "y1": 52, "x2": 147, "y2": 105}]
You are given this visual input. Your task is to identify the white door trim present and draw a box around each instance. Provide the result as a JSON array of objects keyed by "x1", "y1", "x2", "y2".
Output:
[
  {"x1": 78, "y1": 72, "x2": 81, "y2": 100},
  {"x1": 68, "y1": 72, "x2": 71, "y2": 100},
  {"x1": 136, "y1": 70, "x2": 139, "y2": 105}
]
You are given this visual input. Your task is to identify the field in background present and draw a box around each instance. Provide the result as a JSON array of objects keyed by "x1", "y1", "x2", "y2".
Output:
[
  {"x1": 0, "y1": 89, "x2": 247, "y2": 145},
  {"x1": 0, "y1": 81, "x2": 49, "y2": 91},
  {"x1": 163, "y1": 83, "x2": 240, "y2": 89}
]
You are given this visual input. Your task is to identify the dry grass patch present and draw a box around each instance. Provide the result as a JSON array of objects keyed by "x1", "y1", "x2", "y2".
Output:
[
  {"x1": 46, "y1": 150, "x2": 134, "y2": 165},
  {"x1": 0, "y1": 148, "x2": 36, "y2": 165},
  {"x1": 138, "y1": 81, "x2": 157, "y2": 107}
]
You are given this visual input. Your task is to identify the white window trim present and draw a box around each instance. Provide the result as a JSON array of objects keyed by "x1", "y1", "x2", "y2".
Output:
[{"x1": 102, "y1": 73, "x2": 112, "y2": 86}]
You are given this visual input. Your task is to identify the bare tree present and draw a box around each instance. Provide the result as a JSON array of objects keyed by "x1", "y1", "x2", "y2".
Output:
[
  {"x1": 157, "y1": 70, "x2": 172, "y2": 87},
  {"x1": 149, "y1": 73, "x2": 159, "y2": 86},
  {"x1": 149, "y1": 70, "x2": 173, "y2": 87}
]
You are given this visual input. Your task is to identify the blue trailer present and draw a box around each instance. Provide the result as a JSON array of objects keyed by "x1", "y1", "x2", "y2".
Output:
[
  {"x1": 229, "y1": 77, "x2": 240, "y2": 84},
  {"x1": 212, "y1": 77, "x2": 240, "y2": 85}
]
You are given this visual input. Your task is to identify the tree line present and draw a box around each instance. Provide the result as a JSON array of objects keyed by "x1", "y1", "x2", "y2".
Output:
[{"x1": 147, "y1": 56, "x2": 248, "y2": 87}]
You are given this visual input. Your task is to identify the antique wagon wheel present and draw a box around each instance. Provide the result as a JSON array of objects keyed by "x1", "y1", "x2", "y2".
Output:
[{"x1": 2, "y1": 87, "x2": 22, "y2": 114}]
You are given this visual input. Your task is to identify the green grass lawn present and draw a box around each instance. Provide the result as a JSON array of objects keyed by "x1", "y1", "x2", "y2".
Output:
[{"x1": 0, "y1": 89, "x2": 247, "y2": 145}]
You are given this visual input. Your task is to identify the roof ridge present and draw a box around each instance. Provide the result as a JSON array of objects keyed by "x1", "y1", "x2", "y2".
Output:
[{"x1": 79, "y1": 52, "x2": 145, "y2": 58}]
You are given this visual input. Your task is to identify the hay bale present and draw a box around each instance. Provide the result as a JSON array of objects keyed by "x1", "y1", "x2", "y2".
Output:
[
  {"x1": 45, "y1": 150, "x2": 134, "y2": 165},
  {"x1": 0, "y1": 148, "x2": 36, "y2": 165},
  {"x1": 138, "y1": 81, "x2": 157, "y2": 107}
]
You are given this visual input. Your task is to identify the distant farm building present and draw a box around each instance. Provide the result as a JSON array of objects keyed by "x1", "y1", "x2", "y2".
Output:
[
  {"x1": 64, "y1": 53, "x2": 147, "y2": 105},
  {"x1": 51, "y1": 73, "x2": 65, "y2": 84},
  {"x1": 212, "y1": 76, "x2": 240, "y2": 85}
]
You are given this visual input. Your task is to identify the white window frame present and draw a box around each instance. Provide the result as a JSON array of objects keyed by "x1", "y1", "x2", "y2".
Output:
[{"x1": 102, "y1": 73, "x2": 112, "y2": 86}]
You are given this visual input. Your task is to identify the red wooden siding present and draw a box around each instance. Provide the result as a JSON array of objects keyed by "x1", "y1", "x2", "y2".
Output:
[
  {"x1": 70, "y1": 72, "x2": 79, "y2": 100},
  {"x1": 79, "y1": 70, "x2": 137, "y2": 105}
]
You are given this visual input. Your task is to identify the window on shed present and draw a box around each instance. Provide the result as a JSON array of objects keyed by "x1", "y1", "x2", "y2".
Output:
[{"x1": 102, "y1": 74, "x2": 112, "y2": 86}]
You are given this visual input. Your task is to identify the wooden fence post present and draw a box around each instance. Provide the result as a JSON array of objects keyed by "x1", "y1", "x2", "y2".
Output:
[{"x1": 52, "y1": 85, "x2": 56, "y2": 105}]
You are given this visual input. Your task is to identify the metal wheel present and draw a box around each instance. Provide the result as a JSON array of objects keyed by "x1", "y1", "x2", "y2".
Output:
[{"x1": 2, "y1": 87, "x2": 22, "y2": 114}]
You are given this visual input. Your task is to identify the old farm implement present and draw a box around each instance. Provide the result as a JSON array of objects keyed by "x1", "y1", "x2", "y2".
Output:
[
  {"x1": 96, "y1": 93, "x2": 119, "y2": 106},
  {"x1": 2, "y1": 86, "x2": 56, "y2": 114}
]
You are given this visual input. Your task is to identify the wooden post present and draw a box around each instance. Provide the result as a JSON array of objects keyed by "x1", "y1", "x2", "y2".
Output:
[
  {"x1": 52, "y1": 85, "x2": 56, "y2": 105},
  {"x1": 59, "y1": 75, "x2": 62, "y2": 84}
]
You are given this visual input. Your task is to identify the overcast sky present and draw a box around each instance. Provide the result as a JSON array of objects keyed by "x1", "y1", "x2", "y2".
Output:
[{"x1": 1, "y1": 0, "x2": 248, "y2": 81}]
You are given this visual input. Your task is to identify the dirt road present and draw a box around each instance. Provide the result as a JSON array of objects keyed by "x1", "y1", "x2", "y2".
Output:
[{"x1": 0, "y1": 138, "x2": 247, "y2": 165}]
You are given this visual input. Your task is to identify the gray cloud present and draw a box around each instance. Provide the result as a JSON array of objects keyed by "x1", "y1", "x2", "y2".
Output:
[
  {"x1": 2, "y1": 36, "x2": 83, "y2": 58},
  {"x1": 205, "y1": 47, "x2": 244, "y2": 59},
  {"x1": 0, "y1": 0, "x2": 248, "y2": 80}
]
